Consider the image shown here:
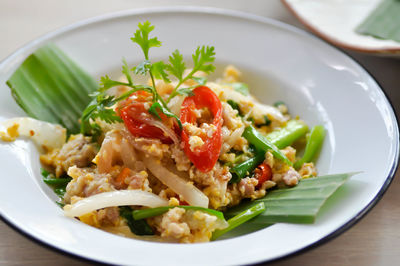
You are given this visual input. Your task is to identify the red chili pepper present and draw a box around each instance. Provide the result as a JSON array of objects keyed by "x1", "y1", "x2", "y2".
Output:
[
  {"x1": 255, "y1": 163, "x2": 272, "y2": 189},
  {"x1": 119, "y1": 101, "x2": 173, "y2": 144},
  {"x1": 180, "y1": 86, "x2": 222, "y2": 172}
]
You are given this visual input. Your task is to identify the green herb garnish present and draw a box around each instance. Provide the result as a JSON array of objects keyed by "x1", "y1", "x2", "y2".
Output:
[{"x1": 80, "y1": 21, "x2": 215, "y2": 137}]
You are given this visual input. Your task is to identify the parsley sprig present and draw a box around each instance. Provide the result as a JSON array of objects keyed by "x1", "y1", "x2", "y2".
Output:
[{"x1": 80, "y1": 21, "x2": 216, "y2": 137}]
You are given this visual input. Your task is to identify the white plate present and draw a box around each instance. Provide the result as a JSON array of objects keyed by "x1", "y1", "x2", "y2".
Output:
[
  {"x1": 282, "y1": 0, "x2": 400, "y2": 56},
  {"x1": 0, "y1": 7, "x2": 398, "y2": 266}
]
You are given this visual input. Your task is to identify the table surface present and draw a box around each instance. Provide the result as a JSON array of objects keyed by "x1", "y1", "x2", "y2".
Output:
[{"x1": 0, "y1": 1, "x2": 399, "y2": 265}]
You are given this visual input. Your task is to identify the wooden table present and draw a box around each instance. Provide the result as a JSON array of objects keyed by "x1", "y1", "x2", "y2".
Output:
[{"x1": 1, "y1": 1, "x2": 399, "y2": 265}]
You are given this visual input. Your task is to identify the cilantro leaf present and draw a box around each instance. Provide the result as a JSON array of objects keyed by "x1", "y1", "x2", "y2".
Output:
[
  {"x1": 151, "y1": 61, "x2": 170, "y2": 83},
  {"x1": 192, "y1": 45, "x2": 216, "y2": 74},
  {"x1": 176, "y1": 87, "x2": 195, "y2": 96},
  {"x1": 80, "y1": 92, "x2": 123, "y2": 138},
  {"x1": 134, "y1": 60, "x2": 151, "y2": 75},
  {"x1": 122, "y1": 58, "x2": 133, "y2": 85},
  {"x1": 99, "y1": 75, "x2": 126, "y2": 91},
  {"x1": 148, "y1": 101, "x2": 182, "y2": 129},
  {"x1": 166, "y1": 46, "x2": 215, "y2": 103},
  {"x1": 191, "y1": 76, "x2": 207, "y2": 85},
  {"x1": 131, "y1": 21, "x2": 161, "y2": 60},
  {"x1": 167, "y1": 49, "x2": 186, "y2": 81}
]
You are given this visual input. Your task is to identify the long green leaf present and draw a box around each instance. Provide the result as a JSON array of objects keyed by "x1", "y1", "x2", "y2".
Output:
[
  {"x1": 356, "y1": 0, "x2": 400, "y2": 43},
  {"x1": 6, "y1": 43, "x2": 98, "y2": 133},
  {"x1": 225, "y1": 172, "x2": 356, "y2": 224},
  {"x1": 266, "y1": 119, "x2": 308, "y2": 149},
  {"x1": 212, "y1": 202, "x2": 265, "y2": 240}
]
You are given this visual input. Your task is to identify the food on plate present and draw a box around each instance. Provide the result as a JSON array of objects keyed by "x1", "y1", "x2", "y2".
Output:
[{"x1": 1, "y1": 21, "x2": 352, "y2": 243}]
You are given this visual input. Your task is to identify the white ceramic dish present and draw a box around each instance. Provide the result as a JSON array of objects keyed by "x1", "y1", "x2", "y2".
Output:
[
  {"x1": 0, "y1": 7, "x2": 398, "y2": 266},
  {"x1": 282, "y1": 0, "x2": 400, "y2": 56}
]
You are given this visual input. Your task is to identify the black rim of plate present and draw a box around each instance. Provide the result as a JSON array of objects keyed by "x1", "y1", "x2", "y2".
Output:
[{"x1": 0, "y1": 6, "x2": 399, "y2": 266}]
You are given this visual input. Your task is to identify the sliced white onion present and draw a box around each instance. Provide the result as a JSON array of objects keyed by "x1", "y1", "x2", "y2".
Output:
[
  {"x1": 253, "y1": 102, "x2": 286, "y2": 122},
  {"x1": 120, "y1": 137, "x2": 138, "y2": 170},
  {"x1": 64, "y1": 190, "x2": 168, "y2": 217},
  {"x1": 145, "y1": 118, "x2": 179, "y2": 145},
  {"x1": 0, "y1": 117, "x2": 66, "y2": 151},
  {"x1": 167, "y1": 95, "x2": 185, "y2": 117},
  {"x1": 96, "y1": 131, "x2": 119, "y2": 173},
  {"x1": 143, "y1": 155, "x2": 209, "y2": 208}
]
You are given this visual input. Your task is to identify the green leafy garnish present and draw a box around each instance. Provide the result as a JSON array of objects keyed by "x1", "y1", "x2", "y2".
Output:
[
  {"x1": 80, "y1": 21, "x2": 216, "y2": 137},
  {"x1": 148, "y1": 102, "x2": 182, "y2": 129},
  {"x1": 166, "y1": 46, "x2": 215, "y2": 102},
  {"x1": 131, "y1": 21, "x2": 162, "y2": 60}
]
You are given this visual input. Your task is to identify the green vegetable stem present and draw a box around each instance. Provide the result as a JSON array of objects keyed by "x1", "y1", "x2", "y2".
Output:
[
  {"x1": 266, "y1": 120, "x2": 308, "y2": 149},
  {"x1": 120, "y1": 206, "x2": 154, "y2": 235},
  {"x1": 229, "y1": 149, "x2": 264, "y2": 183},
  {"x1": 211, "y1": 202, "x2": 265, "y2": 240},
  {"x1": 229, "y1": 120, "x2": 308, "y2": 183},
  {"x1": 294, "y1": 125, "x2": 326, "y2": 169},
  {"x1": 243, "y1": 125, "x2": 292, "y2": 166}
]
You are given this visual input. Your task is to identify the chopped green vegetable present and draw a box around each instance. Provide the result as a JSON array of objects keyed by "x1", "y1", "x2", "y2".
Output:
[
  {"x1": 229, "y1": 120, "x2": 308, "y2": 183},
  {"x1": 41, "y1": 168, "x2": 71, "y2": 206},
  {"x1": 231, "y1": 82, "x2": 249, "y2": 96},
  {"x1": 294, "y1": 125, "x2": 326, "y2": 169},
  {"x1": 225, "y1": 173, "x2": 356, "y2": 224},
  {"x1": 229, "y1": 149, "x2": 264, "y2": 183},
  {"x1": 356, "y1": 0, "x2": 400, "y2": 43},
  {"x1": 6, "y1": 43, "x2": 98, "y2": 133},
  {"x1": 42, "y1": 176, "x2": 72, "y2": 186},
  {"x1": 132, "y1": 206, "x2": 225, "y2": 221},
  {"x1": 266, "y1": 120, "x2": 308, "y2": 149},
  {"x1": 259, "y1": 115, "x2": 271, "y2": 126},
  {"x1": 54, "y1": 187, "x2": 66, "y2": 198},
  {"x1": 273, "y1": 101, "x2": 285, "y2": 107},
  {"x1": 212, "y1": 202, "x2": 265, "y2": 240},
  {"x1": 227, "y1": 100, "x2": 241, "y2": 114},
  {"x1": 120, "y1": 206, "x2": 154, "y2": 235},
  {"x1": 243, "y1": 126, "x2": 292, "y2": 166}
]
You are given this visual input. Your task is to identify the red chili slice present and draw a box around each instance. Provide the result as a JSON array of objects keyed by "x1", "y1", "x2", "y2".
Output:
[
  {"x1": 120, "y1": 101, "x2": 173, "y2": 144},
  {"x1": 255, "y1": 163, "x2": 272, "y2": 189},
  {"x1": 180, "y1": 86, "x2": 223, "y2": 172}
]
